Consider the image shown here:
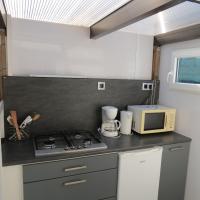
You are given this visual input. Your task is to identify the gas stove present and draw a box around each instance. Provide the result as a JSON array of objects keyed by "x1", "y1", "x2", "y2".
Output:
[{"x1": 33, "y1": 130, "x2": 107, "y2": 157}]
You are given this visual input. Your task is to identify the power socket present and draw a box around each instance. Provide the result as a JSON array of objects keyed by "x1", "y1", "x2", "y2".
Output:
[
  {"x1": 98, "y1": 82, "x2": 106, "y2": 90},
  {"x1": 142, "y1": 83, "x2": 153, "y2": 91}
]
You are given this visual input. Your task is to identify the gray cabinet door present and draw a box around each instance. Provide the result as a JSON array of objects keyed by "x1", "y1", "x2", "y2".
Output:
[
  {"x1": 158, "y1": 142, "x2": 190, "y2": 200},
  {"x1": 24, "y1": 169, "x2": 117, "y2": 200}
]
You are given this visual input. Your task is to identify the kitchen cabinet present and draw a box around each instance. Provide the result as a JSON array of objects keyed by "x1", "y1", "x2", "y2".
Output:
[
  {"x1": 22, "y1": 142, "x2": 190, "y2": 200},
  {"x1": 24, "y1": 169, "x2": 117, "y2": 200},
  {"x1": 1, "y1": 165, "x2": 23, "y2": 200},
  {"x1": 23, "y1": 153, "x2": 117, "y2": 182},
  {"x1": 158, "y1": 142, "x2": 190, "y2": 200},
  {"x1": 23, "y1": 153, "x2": 118, "y2": 200},
  {"x1": 117, "y1": 147, "x2": 163, "y2": 200}
]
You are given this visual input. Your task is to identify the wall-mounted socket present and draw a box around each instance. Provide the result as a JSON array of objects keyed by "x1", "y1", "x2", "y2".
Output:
[
  {"x1": 98, "y1": 81, "x2": 106, "y2": 90},
  {"x1": 148, "y1": 83, "x2": 153, "y2": 90},
  {"x1": 142, "y1": 82, "x2": 153, "y2": 91}
]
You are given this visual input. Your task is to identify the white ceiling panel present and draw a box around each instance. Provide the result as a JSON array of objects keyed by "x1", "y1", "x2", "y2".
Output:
[
  {"x1": 120, "y1": 2, "x2": 200, "y2": 35},
  {"x1": 4, "y1": 0, "x2": 131, "y2": 27}
]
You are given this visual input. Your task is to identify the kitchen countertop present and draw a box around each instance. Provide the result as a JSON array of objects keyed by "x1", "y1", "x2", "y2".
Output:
[{"x1": 1, "y1": 131, "x2": 191, "y2": 166}]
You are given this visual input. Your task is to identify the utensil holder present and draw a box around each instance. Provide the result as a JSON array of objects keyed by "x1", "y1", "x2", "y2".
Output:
[{"x1": 8, "y1": 125, "x2": 30, "y2": 141}]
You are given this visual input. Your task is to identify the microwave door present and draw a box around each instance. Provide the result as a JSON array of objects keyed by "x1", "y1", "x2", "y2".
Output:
[{"x1": 144, "y1": 112, "x2": 165, "y2": 131}]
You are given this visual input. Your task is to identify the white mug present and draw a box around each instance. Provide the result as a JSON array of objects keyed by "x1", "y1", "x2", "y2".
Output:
[{"x1": 120, "y1": 111, "x2": 133, "y2": 135}]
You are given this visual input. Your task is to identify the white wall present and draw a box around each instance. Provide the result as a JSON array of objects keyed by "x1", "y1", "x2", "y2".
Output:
[
  {"x1": 7, "y1": 17, "x2": 153, "y2": 79},
  {"x1": 159, "y1": 39, "x2": 200, "y2": 200}
]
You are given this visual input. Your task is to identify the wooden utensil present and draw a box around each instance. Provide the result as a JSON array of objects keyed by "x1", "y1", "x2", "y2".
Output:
[
  {"x1": 7, "y1": 115, "x2": 13, "y2": 126},
  {"x1": 32, "y1": 113, "x2": 40, "y2": 121},
  {"x1": 19, "y1": 113, "x2": 41, "y2": 130},
  {"x1": 10, "y1": 110, "x2": 22, "y2": 140}
]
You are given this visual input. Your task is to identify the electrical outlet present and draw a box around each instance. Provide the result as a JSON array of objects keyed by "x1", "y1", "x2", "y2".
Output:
[
  {"x1": 142, "y1": 83, "x2": 148, "y2": 90},
  {"x1": 142, "y1": 83, "x2": 153, "y2": 90},
  {"x1": 148, "y1": 83, "x2": 153, "y2": 90},
  {"x1": 98, "y1": 82, "x2": 105, "y2": 90}
]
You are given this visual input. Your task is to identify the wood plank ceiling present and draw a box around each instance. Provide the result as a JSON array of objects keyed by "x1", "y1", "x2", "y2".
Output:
[
  {"x1": 2, "y1": 0, "x2": 200, "y2": 44},
  {"x1": 4, "y1": 0, "x2": 132, "y2": 27}
]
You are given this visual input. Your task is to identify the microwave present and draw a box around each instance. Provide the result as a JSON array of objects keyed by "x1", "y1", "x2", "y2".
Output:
[{"x1": 128, "y1": 105, "x2": 176, "y2": 134}]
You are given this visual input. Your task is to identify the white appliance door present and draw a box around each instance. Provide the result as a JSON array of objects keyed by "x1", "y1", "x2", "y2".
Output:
[{"x1": 117, "y1": 147, "x2": 163, "y2": 200}]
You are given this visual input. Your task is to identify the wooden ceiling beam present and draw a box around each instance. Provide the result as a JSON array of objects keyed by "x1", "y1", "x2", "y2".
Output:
[
  {"x1": 90, "y1": 0, "x2": 186, "y2": 39},
  {"x1": 155, "y1": 23, "x2": 200, "y2": 46}
]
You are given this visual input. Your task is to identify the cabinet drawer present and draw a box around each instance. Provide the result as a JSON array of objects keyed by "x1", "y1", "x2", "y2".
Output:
[
  {"x1": 24, "y1": 169, "x2": 117, "y2": 200},
  {"x1": 23, "y1": 153, "x2": 118, "y2": 182}
]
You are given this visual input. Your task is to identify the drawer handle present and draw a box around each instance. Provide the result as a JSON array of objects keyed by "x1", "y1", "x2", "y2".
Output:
[
  {"x1": 64, "y1": 165, "x2": 87, "y2": 172},
  {"x1": 169, "y1": 146, "x2": 184, "y2": 151},
  {"x1": 63, "y1": 179, "x2": 87, "y2": 187}
]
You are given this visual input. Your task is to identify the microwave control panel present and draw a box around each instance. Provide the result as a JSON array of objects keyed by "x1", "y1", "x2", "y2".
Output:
[{"x1": 167, "y1": 111, "x2": 176, "y2": 130}]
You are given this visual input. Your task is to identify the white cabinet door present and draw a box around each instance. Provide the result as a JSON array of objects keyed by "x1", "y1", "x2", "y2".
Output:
[
  {"x1": 117, "y1": 147, "x2": 163, "y2": 200},
  {"x1": 1, "y1": 165, "x2": 24, "y2": 200}
]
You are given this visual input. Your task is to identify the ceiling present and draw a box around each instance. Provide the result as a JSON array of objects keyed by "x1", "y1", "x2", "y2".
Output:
[
  {"x1": 3, "y1": 0, "x2": 200, "y2": 36},
  {"x1": 4, "y1": 0, "x2": 131, "y2": 27},
  {"x1": 120, "y1": 1, "x2": 200, "y2": 35}
]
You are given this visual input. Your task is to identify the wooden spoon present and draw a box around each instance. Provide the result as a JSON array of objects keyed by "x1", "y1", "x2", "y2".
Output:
[
  {"x1": 10, "y1": 110, "x2": 22, "y2": 140},
  {"x1": 32, "y1": 113, "x2": 40, "y2": 121}
]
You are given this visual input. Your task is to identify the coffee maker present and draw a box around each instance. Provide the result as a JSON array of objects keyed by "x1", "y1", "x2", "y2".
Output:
[{"x1": 101, "y1": 106, "x2": 121, "y2": 137}]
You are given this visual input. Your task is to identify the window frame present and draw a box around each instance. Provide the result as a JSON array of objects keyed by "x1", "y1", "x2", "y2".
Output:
[{"x1": 168, "y1": 48, "x2": 200, "y2": 93}]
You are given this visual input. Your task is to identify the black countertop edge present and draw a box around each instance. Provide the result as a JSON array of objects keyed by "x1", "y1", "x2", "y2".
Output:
[{"x1": 1, "y1": 132, "x2": 191, "y2": 167}]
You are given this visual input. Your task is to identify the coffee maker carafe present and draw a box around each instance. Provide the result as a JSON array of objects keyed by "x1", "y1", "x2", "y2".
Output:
[{"x1": 101, "y1": 106, "x2": 121, "y2": 137}]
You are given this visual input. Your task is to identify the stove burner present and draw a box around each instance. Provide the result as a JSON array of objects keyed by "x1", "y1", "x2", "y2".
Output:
[
  {"x1": 43, "y1": 143, "x2": 56, "y2": 149},
  {"x1": 34, "y1": 130, "x2": 107, "y2": 157},
  {"x1": 74, "y1": 134, "x2": 83, "y2": 140},
  {"x1": 43, "y1": 137, "x2": 56, "y2": 149},
  {"x1": 44, "y1": 137, "x2": 55, "y2": 144}
]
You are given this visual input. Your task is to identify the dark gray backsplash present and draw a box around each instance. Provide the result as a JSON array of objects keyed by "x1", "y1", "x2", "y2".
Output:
[{"x1": 3, "y1": 76, "x2": 159, "y2": 137}]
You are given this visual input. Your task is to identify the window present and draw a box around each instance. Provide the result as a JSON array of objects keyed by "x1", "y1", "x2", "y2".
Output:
[
  {"x1": 168, "y1": 48, "x2": 200, "y2": 92},
  {"x1": 176, "y1": 57, "x2": 200, "y2": 84}
]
